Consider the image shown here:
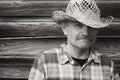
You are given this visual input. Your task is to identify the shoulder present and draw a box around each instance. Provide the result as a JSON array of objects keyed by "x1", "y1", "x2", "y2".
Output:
[
  {"x1": 37, "y1": 48, "x2": 61, "y2": 63},
  {"x1": 93, "y1": 50, "x2": 113, "y2": 65}
]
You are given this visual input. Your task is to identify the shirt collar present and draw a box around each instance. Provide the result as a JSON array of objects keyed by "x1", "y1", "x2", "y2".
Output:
[
  {"x1": 59, "y1": 44, "x2": 101, "y2": 65},
  {"x1": 88, "y1": 49, "x2": 101, "y2": 64}
]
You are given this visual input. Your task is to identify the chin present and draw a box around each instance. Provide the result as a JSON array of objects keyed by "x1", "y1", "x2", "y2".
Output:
[
  {"x1": 76, "y1": 41, "x2": 92, "y2": 49},
  {"x1": 78, "y1": 44, "x2": 90, "y2": 49}
]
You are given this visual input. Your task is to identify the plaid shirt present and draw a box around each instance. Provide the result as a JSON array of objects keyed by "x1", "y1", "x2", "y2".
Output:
[{"x1": 29, "y1": 45, "x2": 120, "y2": 80}]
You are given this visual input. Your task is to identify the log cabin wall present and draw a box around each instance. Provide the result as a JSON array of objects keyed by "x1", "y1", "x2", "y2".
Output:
[{"x1": 0, "y1": 0, "x2": 120, "y2": 80}]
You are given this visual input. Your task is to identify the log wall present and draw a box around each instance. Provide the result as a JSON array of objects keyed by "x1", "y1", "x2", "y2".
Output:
[{"x1": 0, "y1": 0, "x2": 120, "y2": 80}]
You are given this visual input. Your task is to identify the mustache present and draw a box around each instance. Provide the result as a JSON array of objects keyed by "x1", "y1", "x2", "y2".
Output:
[{"x1": 76, "y1": 34, "x2": 92, "y2": 41}]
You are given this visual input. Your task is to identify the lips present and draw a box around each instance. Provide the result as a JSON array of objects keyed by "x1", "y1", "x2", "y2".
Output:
[{"x1": 76, "y1": 36, "x2": 92, "y2": 41}]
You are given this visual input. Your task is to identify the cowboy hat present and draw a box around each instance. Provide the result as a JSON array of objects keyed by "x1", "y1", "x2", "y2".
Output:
[{"x1": 52, "y1": 0, "x2": 113, "y2": 28}]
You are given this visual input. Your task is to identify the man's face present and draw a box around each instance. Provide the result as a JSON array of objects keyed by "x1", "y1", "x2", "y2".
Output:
[{"x1": 62, "y1": 21, "x2": 99, "y2": 49}]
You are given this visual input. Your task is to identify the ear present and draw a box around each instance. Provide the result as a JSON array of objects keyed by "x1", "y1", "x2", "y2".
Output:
[{"x1": 61, "y1": 23, "x2": 68, "y2": 35}]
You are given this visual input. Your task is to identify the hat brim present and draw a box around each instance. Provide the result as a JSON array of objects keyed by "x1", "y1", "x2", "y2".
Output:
[
  {"x1": 52, "y1": 10, "x2": 113, "y2": 28},
  {"x1": 52, "y1": 11, "x2": 76, "y2": 24}
]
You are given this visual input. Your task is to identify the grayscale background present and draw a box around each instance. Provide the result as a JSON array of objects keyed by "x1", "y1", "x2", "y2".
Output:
[{"x1": 0, "y1": 0, "x2": 120, "y2": 80}]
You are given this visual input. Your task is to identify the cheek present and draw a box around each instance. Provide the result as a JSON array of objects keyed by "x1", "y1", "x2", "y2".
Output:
[
  {"x1": 69, "y1": 30, "x2": 79, "y2": 39},
  {"x1": 68, "y1": 33, "x2": 75, "y2": 41},
  {"x1": 92, "y1": 32, "x2": 97, "y2": 37},
  {"x1": 90, "y1": 30, "x2": 98, "y2": 40},
  {"x1": 67, "y1": 28, "x2": 77, "y2": 38},
  {"x1": 67, "y1": 32, "x2": 78, "y2": 44}
]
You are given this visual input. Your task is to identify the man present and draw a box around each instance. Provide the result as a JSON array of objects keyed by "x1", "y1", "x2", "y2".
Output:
[{"x1": 29, "y1": 0, "x2": 120, "y2": 80}]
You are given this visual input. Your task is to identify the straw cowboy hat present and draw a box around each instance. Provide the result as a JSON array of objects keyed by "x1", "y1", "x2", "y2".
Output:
[{"x1": 52, "y1": 0, "x2": 113, "y2": 28}]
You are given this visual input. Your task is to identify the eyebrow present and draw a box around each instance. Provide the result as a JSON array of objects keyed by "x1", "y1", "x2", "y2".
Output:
[{"x1": 74, "y1": 22, "x2": 84, "y2": 26}]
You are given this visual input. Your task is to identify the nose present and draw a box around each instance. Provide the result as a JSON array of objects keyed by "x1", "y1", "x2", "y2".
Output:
[{"x1": 82, "y1": 26, "x2": 89, "y2": 36}]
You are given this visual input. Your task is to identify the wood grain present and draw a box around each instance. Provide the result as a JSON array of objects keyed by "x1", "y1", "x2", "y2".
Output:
[
  {"x1": 0, "y1": 0, "x2": 120, "y2": 16},
  {"x1": 0, "y1": 18, "x2": 120, "y2": 38},
  {"x1": 0, "y1": 0, "x2": 120, "y2": 79},
  {"x1": 0, "y1": 38, "x2": 120, "y2": 59},
  {"x1": 0, "y1": 58, "x2": 33, "y2": 79}
]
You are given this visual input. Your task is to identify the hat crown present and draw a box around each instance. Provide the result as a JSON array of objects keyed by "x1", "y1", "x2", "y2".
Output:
[
  {"x1": 65, "y1": 0, "x2": 100, "y2": 21},
  {"x1": 52, "y1": 0, "x2": 113, "y2": 28}
]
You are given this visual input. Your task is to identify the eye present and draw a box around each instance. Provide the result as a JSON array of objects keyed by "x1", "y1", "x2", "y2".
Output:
[{"x1": 74, "y1": 23, "x2": 83, "y2": 29}]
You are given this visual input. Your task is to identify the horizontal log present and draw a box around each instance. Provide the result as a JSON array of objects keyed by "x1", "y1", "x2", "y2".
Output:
[
  {"x1": 0, "y1": 0, "x2": 120, "y2": 16},
  {"x1": 0, "y1": 18, "x2": 63, "y2": 38},
  {"x1": 0, "y1": 38, "x2": 120, "y2": 78},
  {"x1": 0, "y1": 38, "x2": 65, "y2": 58},
  {"x1": 0, "y1": 38, "x2": 120, "y2": 59},
  {"x1": 0, "y1": 58, "x2": 33, "y2": 79},
  {"x1": 0, "y1": 18, "x2": 120, "y2": 38}
]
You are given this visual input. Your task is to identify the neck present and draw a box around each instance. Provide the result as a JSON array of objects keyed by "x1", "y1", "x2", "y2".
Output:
[{"x1": 66, "y1": 44, "x2": 90, "y2": 59}]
